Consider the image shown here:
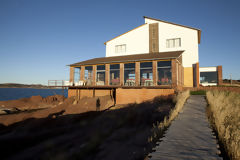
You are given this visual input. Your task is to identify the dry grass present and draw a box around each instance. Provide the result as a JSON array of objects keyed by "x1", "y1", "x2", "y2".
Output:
[
  {"x1": 149, "y1": 90, "x2": 190, "y2": 142},
  {"x1": 206, "y1": 90, "x2": 240, "y2": 160}
]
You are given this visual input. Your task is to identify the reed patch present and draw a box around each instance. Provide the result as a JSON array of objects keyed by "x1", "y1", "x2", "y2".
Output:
[{"x1": 206, "y1": 90, "x2": 240, "y2": 160}]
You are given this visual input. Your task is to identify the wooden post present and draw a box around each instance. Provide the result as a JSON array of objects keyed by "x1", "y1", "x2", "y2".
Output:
[
  {"x1": 196, "y1": 62, "x2": 199, "y2": 87},
  {"x1": 92, "y1": 65, "x2": 96, "y2": 86},
  {"x1": 152, "y1": 60, "x2": 157, "y2": 86},
  {"x1": 192, "y1": 63, "x2": 199, "y2": 87},
  {"x1": 70, "y1": 66, "x2": 75, "y2": 83},
  {"x1": 105, "y1": 64, "x2": 110, "y2": 85},
  {"x1": 217, "y1": 65, "x2": 223, "y2": 85},
  {"x1": 120, "y1": 63, "x2": 124, "y2": 86},
  {"x1": 135, "y1": 62, "x2": 140, "y2": 86},
  {"x1": 171, "y1": 59, "x2": 177, "y2": 87},
  {"x1": 80, "y1": 66, "x2": 85, "y2": 81}
]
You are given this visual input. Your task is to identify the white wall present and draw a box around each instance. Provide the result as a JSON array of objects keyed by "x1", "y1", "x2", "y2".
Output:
[
  {"x1": 156, "y1": 21, "x2": 199, "y2": 67},
  {"x1": 200, "y1": 67, "x2": 217, "y2": 72},
  {"x1": 106, "y1": 24, "x2": 149, "y2": 57},
  {"x1": 105, "y1": 18, "x2": 199, "y2": 67}
]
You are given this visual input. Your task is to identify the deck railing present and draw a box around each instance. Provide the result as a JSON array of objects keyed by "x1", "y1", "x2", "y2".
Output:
[{"x1": 48, "y1": 80, "x2": 65, "y2": 87}]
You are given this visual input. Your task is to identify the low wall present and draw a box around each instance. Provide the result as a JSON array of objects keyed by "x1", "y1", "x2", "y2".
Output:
[
  {"x1": 116, "y1": 88, "x2": 175, "y2": 104},
  {"x1": 68, "y1": 88, "x2": 175, "y2": 105},
  {"x1": 184, "y1": 86, "x2": 240, "y2": 93},
  {"x1": 68, "y1": 89, "x2": 112, "y2": 100}
]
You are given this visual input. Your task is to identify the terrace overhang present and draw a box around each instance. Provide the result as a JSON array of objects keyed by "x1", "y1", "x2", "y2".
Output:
[{"x1": 69, "y1": 51, "x2": 184, "y2": 67}]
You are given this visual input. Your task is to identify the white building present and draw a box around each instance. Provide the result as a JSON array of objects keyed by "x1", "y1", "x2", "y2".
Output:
[
  {"x1": 69, "y1": 16, "x2": 222, "y2": 89},
  {"x1": 104, "y1": 16, "x2": 201, "y2": 87}
]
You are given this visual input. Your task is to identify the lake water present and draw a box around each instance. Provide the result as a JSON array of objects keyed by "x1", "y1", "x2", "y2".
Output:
[{"x1": 0, "y1": 88, "x2": 68, "y2": 101}]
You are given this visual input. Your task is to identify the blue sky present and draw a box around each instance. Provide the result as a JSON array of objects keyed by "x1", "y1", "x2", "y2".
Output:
[{"x1": 0, "y1": 0, "x2": 240, "y2": 85}]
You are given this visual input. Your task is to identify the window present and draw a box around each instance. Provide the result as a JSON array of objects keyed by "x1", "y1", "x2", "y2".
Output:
[
  {"x1": 96, "y1": 65, "x2": 105, "y2": 85},
  {"x1": 157, "y1": 61, "x2": 172, "y2": 85},
  {"x1": 74, "y1": 67, "x2": 81, "y2": 83},
  {"x1": 115, "y1": 44, "x2": 126, "y2": 53},
  {"x1": 124, "y1": 63, "x2": 135, "y2": 86},
  {"x1": 166, "y1": 38, "x2": 181, "y2": 48},
  {"x1": 200, "y1": 72, "x2": 217, "y2": 83},
  {"x1": 140, "y1": 62, "x2": 153, "y2": 86},
  {"x1": 85, "y1": 66, "x2": 93, "y2": 85},
  {"x1": 110, "y1": 64, "x2": 120, "y2": 85}
]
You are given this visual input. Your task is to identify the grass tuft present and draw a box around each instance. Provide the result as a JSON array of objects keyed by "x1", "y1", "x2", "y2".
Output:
[
  {"x1": 149, "y1": 90, "x2": 190, "y2": 143},
  {"x1": 206, "y1": 90, "x2": 240, "y2": 160},
  {"x1": 190, "y1": 90, "x2": 206, "y2": 95}
]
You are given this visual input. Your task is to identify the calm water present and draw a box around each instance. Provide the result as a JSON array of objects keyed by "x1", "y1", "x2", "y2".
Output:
[{"x1": 0, "y1": 88, "x2": 68, "y2": 101}]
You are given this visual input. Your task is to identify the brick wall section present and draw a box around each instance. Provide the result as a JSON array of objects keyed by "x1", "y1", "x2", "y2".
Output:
[
  {"x1": 80, "y1": 66, "x2": 85, "y2": 81},
  {"x1": 120, "y1": 63, "x2": 124, "y2": 86},
  {"x1": 68, "y1": 89, "x2": 111, "y2": 100},
  {"x1": 149, "y1": 23, "x2": 159, "y2": 53},
  {"x1": 116, "y1": 88, "x2": 174, "y2": 104},
  {"x1": 92, "y1": 65, "x2": 96, "y2": 86},
  {"x1": 95, "y1": 89, "x2": 111, "y2": 97},
  {"x1": 217, "y1": 65, "x2": 223, "y2": 85},
  {"x1": 182, "y1": 65, "x2": 184, "y2": 86},
  {"x1": 152, "y1": 60, "x2": 157, "y2": 85},
  {"x1": 105, "y1": 64, "x2": 110, "y2": 85},
  {"x1": 196, "y1": 62, "x2": 199, "y2": 87},
  {"x1": 178, "y1": 62, "x2": 181, "y2": 86},
  {"x1": 171, "y1": 59, "x2": 177, "y2": 87},
  {"x1": 70, "y1": 67, "x2": 75, "y2": 83},
  {"x1": 135, "y1": 62, "x2": 140, "y2": 86}
]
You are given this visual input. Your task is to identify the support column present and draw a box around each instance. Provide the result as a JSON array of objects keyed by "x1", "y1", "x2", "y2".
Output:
[
  {"x1": 105, "y1": 64, "x2": 110, "y2": 85},
  {"x1": 196, "y1": 62, "x2": 199, "y2": 87},
  {"x1": 217, "y1": 65, "x2": 223, "y2": 85},
  {"x1": 182, "y1": 65, "x2": 184, "y2": 87},
  {"x1": 70, "y1": 66, "x2": 75, "y2": 83},
  {"x1": 135, "y1": 62, "x2": 140, "y2": 86},
  {"x1": 92, "y1": 65, "x2": 96, "y2": 86},
  {"x1": 192, "y1": 63, "x2": 199, "y2": 87},
  {"x1": 152, "y1": 60, "x2": 157, "y2": 86},
  {"x1": 120, "y1": 63, "x2": 124, "y2": 86},
  {"x1": 80, "y1": 66, "x2": 85, "y2": 81},
  {"x1": 171, "y1": 59, "x2": 177, "y2": 87},
  {"x1": 177, "y1": 63, "x2": 180, "y2": 86}
]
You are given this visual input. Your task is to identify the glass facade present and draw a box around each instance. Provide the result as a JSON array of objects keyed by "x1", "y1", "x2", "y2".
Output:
[
  {"x1": 124, "y1": 63, "x2": 135, "y2": 86},
  {"x1": 157, "y1": 61, "x2": 172, "y2": 85},
  {"x1": 200, "y1": 72, "x2": 217, "y2": 83},
  {"x1": 110, "y1": 64, "x2": 120, "y2": 85},
  {"x1": 140, "y1": 62, "x2": 153, "y2": 86},
  {"x1": 85, "y1": 66, "x2": 93, "y2": 85},
  {"x1": 96, "y1": 65, "x2": 105, "y2": 85},
  {"x1": 74, "y1": 67, "x2": 81, "y2": 83}
]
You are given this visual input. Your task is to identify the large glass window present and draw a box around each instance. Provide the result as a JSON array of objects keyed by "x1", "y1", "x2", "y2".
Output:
[
  {"x1": 157, "y1": 61, "x2": 171, "y2": 85},
  {"x1": 124, "y1": 63, "x2": 135, "y2": 86},
  {"x1": 96, "y1": 65, "x2": 105, "y2": 85},
  {"x1": 200, "y1": 72, "x2": 217, "y2": 83},
  {"x1": 85, "y1": 66, "x2": 93, "y2": 85},
  {"x1": 74, "y1": 67, "x2": 81, "y2": 83},
  {"x1": 140, "y1": 62, "x2": 153, "y2": 86},
  {"x1": 110, "y1": 64, "x2": 120, "y2": 85}
]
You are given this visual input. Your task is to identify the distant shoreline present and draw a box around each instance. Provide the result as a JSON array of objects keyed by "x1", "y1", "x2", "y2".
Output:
[{"x1": 0, "y1": 83, "x2": 54, "y2": 89}]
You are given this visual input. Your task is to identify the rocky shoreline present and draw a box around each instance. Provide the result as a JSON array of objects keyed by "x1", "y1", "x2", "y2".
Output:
[{"x1": 0, "y1": 95, "x2": 114, "y2": 126}]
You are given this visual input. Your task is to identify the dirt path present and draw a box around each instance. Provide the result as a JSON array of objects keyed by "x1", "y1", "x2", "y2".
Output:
[{"x1": 148, "y1": 95, "x2": 222, "y2": 160}]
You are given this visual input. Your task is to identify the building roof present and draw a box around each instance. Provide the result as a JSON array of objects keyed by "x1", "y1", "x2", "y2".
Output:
[
  {"x1": 104, "y1": 23, "x2": 147, "y2": 45},
  {"x1": 104, "y1": 16, "x2": 201, "y2": 45},
  {"x1": 70, "y1": 51, "x2": 184, "y2": 66},
  {"x1": 144, "y1": 16, "x2": 201, "y2": 44}
]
